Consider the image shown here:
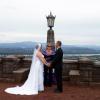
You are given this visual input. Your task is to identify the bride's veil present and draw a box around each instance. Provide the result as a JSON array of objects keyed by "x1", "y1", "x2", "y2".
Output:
[
  {"x1": 20, "y1": 43, "x2": 42, "y2": 89},
  {"x1": 31, "y1": 43, "x2": 42, "y2": 66},
  {"x1": 25, "y1": 43, "x2": 42, "y2": 82}
]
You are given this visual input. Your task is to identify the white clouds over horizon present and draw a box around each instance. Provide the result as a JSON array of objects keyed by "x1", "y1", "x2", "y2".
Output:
[{"x1": 0, "y1": 0, "x2": 100, "y2": 45}]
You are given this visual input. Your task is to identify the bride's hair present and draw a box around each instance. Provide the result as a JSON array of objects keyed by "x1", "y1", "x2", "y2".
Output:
[{"x1": 35, "y1": 44, "x2": 42, "y2": 50}]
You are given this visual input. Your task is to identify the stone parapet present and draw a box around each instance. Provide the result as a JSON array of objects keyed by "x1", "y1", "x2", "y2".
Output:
[{"x1": 0, "y1": 56, "x2": 100, "y2": 85}]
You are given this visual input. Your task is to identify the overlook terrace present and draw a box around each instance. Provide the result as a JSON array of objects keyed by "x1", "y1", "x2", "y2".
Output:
[
  {"x1": 1, "y1": 55, "x2": 100, "y2": 100},
  {"x1": 1, "y1": 82, "x2": 100, "y2": 100}
]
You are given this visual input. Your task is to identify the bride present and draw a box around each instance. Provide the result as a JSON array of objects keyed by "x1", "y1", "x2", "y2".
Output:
[{"x1": 5, "y1": 43, "x2": 48, "y2": 95}]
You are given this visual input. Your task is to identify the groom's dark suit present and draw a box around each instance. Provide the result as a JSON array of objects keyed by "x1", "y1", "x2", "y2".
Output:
[{"x1": 51, "y1": 47, "x2": 63, "y2": 92}]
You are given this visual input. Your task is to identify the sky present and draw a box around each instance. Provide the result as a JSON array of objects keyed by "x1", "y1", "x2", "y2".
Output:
[{"x1": 0, "y1": 0, "x2": 100, "y2": 45}]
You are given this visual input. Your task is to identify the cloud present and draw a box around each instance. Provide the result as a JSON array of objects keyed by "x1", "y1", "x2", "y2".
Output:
[
  {"x1": 0, "y1": 32, "x2": 46, "y2": 43},
  {"x1": 0, "y1": 0, "x2": 100, "y2": 45}
]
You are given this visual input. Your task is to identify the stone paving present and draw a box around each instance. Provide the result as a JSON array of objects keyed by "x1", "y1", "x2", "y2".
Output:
[{"x1": 1, "y1": 82, "x2": 100, "y2": 100}]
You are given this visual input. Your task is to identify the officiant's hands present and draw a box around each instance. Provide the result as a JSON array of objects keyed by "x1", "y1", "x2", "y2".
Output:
[
  {"x1": 46, "y1": 62, "x2": 51, "y2": 67},
  {"x1": 48, "y1": 63, "x2": 51, "y2": 67}
]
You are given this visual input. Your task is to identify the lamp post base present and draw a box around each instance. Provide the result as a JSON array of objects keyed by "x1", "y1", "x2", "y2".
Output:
[{"x1": 47, "y1": 29, "x2": 55, "y2": 49}]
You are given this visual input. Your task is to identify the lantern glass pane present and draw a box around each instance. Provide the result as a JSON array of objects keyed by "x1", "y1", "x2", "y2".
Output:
[{"x1": 48, "y1": 18, "x2": 54, "y2": 27}]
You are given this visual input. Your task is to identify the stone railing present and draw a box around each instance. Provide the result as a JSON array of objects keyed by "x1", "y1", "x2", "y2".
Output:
[
  {"x1": 0, "y1": 56, "x2": 100, "y2": 85},
  {"x1": 0, "y1": 55, "x2": 30, "y2": 82}
]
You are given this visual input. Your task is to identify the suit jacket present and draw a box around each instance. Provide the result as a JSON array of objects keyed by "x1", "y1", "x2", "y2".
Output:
[{"x1": 51, "y1": 47, "x2": 63, "y2": 70}]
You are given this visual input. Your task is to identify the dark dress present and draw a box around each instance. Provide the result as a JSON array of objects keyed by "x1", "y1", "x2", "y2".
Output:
[
  {"x1": 51, "y1": 48, "x2": 63, "y2": 92},
  {"x1": 43, "y1": 50, "x2": 55, "y2": 86}
]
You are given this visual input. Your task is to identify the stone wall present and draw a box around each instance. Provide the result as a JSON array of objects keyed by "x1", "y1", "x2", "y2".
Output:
[
  {"x1": 0, "y1": 55, "x2": 30, "y2": 82},
  {"x1": 1, "y1": 56, "x2": 100, "y2": 85},
  {"x1": 62, "y1": 59, "x2": 78, "y2": 81}
]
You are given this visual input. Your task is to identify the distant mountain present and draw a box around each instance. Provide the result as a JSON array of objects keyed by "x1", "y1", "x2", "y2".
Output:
[
  {"x1": 77, "y1": 45, "x2": 100, "y2": 50},
  {"x1": 0, "y1": 41, "x2": 100, "y2": 54},
  {"x1": 62, "y1": 45, "x2": 100, "y2": 54},
  {"x1": 0, "y1": 42, "x2": 45, "y2": 55},
  {"x1": 0, "y1": 41, "x2": 37, "y2": 48}
]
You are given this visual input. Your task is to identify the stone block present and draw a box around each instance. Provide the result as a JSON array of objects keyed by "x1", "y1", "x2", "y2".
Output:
[
  {"x1": 13, "y1": 68, "x2": 29, "y2": 82},
  {"x1": 69, "y1": 70, "x2": 80, "y2": 85}
]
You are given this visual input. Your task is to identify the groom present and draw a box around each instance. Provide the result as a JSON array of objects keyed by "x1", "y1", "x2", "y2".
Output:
[{"x1": 48, "y1": 41, "x2": 63, "y2": 93}]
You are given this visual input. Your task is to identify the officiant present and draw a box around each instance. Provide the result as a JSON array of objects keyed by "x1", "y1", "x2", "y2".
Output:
[{"x1": 43, "y1": 43, "x2": 55, "y2": 87}]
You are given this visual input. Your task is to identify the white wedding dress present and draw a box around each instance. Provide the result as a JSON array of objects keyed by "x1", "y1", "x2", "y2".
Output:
[{"x1": 5, "y1": 44, "x2": 44, "y2": 95}]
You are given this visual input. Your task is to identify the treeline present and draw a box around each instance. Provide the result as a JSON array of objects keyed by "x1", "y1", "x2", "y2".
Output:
[
  {"x1": 62, "y1": 46, "x2": 100, "y2": 54},
  {"x1": 0, "y1": 48, "x2": 34, "y2": 55},
  {"x1": 0, "y1": 46, "x2": 100, "y2": 55}
]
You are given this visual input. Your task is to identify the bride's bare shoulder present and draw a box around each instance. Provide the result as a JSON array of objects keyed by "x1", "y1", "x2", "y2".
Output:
[{"x1": 36, "y1": 51, "x2": 42, "y2": 57}]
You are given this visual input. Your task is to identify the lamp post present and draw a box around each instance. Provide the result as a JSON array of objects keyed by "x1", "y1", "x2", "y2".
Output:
[{"x1": 46, "y1": 12, "x2": 56, "y2": 49}]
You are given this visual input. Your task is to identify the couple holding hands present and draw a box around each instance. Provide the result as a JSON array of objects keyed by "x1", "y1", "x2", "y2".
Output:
[{"x1": 5, "y1": 41, "x2": 63, "y2": 95}]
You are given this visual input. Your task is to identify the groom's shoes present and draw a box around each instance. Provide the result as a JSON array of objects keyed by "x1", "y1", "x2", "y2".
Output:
[{"x1": 54, "y1": 88, "x2": 62, "y2": 93}]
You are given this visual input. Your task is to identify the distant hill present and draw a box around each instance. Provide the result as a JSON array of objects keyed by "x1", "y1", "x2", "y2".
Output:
[
  {"x1": 0, "y1": 41, "x2": 37, "y2": 48},
  {"x1": 62, "y1": 45, "x2": 100, "y2": 54},
  {"x1": 0, "y1": 41, "x2": 100, "y2": 54}
]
